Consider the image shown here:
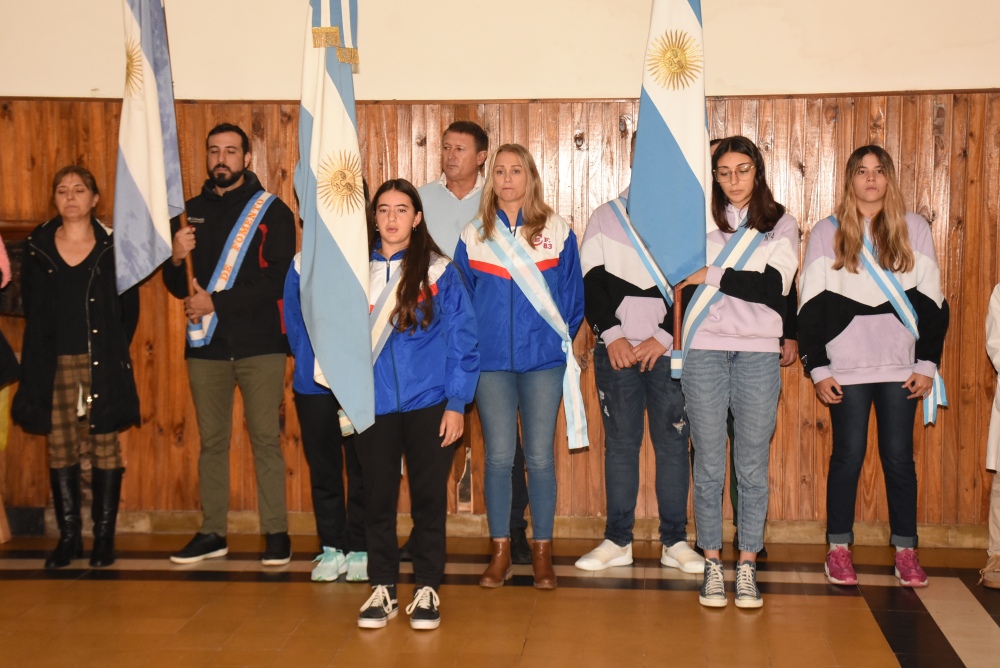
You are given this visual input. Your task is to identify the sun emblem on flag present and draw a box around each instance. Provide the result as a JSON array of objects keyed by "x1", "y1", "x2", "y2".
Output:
[
  {"x1": 647, "y1": 30, "x2": 703, "y2": 90},
  {"x1": 317, "y1": 151, "x2": 365, "y2": 215},
  {"x1": 124, "y1": 38, "x2": 143, "y2": 97}
]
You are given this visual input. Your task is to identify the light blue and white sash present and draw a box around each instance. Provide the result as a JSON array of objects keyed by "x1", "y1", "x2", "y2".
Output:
[
  {"x1": 369, "y1": 264, "x2": 403, "y2": 364},
  {"x1": 671, "y1": 217, "x2": 762, "y2": 379},
  {"x1": 608, "y1": 197, "x2": 672, "y2": 305},
  {"x1": 828, "y1": 216, "x2": 947, "y2": 424},
  {"x1": 187, "y1": 191, "x2": 276, "y2": 348},
  {"x1": 479, "y1": 217, "x2": 589, "y2": 450}
]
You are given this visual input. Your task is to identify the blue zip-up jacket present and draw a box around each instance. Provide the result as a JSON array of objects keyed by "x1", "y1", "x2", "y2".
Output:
[
  {"x1": 370, "y1": 248, "x2": 480, "y2": 415},
  {"x1": 283, "y1": 254, "x2": 333, "y2": 396},
  {"x1": 454, "y1": 211, "x2": 584, "y2": 373}
]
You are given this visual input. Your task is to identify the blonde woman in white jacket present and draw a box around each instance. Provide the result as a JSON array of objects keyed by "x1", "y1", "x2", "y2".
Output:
[{"x1": 982, "y1": 284, "x2": 1000, "y2": 588}]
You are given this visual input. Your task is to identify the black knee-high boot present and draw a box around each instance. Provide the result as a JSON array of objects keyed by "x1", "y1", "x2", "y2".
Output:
[
  {"x1": 90, "y1": 467, "x2": 124, "y2": 567},
  {"x1": 45, "y1": 465, "x2": 83, "y2": 569}
]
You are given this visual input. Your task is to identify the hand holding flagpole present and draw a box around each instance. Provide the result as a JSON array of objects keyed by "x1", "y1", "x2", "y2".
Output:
[{"x1": 171, "y1": 214, "x2": 201, "y2": 323}]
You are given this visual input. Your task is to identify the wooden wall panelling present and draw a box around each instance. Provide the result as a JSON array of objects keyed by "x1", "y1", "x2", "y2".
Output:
[{"x1": 0, "y1": 94, "x2": 996, "y2": 536}]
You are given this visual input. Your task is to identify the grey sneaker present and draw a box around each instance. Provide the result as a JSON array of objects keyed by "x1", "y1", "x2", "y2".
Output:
[
  {"x1": 735, "y1": 560, "x2": 763, "y2": 609},
  {"x1": 699, "y1": 557, "x2": 727, "y2": 608}
]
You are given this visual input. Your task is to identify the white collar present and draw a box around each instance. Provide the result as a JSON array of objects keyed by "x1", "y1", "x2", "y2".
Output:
[{"x1": 435, "y1": 172, "x2": 485, "y2": 201}]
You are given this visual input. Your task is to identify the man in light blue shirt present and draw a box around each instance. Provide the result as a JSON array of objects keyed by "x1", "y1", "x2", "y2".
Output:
[{"x1": 417, "y1": 121, "x2": 488, "y2": 257}]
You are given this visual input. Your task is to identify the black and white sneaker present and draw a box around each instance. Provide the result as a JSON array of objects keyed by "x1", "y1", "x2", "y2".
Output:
[
  {"x1": 358, "y1": 585, "x2": 398, "y2": 629},
  {"x1": 735, "y1": 560, "x2": 763, "y2": 609},
  {"x1": 698, "y1": 557, "x2": 727, "y2": 608},
  {"x1": 261, "y1": 532, "x2": 292, "y2": 566},
  {"x1": 405, "y1": 586, "x2": 441, "y2": 630},
  {"x1": 169, "y1": 533, "x2": 228, "y2": 564}
]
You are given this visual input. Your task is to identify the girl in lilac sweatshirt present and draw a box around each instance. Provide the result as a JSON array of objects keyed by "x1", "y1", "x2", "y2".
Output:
[
  {"x1": 798, "y1": 145, "x2": 949, "y2": 588},
  {"x1": 679, "y1": 136, "x2": 799, "y2": 610}
]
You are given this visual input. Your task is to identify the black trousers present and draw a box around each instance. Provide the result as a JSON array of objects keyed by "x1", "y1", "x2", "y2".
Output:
[
  {"x1": 294, "y1": 392, "x2": 365, "y2": 552},
  {"x1": 356, "y1": 402, "x2": 455, "y2": 589}
]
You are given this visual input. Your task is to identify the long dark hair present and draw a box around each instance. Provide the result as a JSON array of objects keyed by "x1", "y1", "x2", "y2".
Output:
[
  {"x1": 371, "y1": 179, "x2": 445, "y2": 333},
  {"x1": 710, "y1": 136, "x2": 785, "y2": 233}
]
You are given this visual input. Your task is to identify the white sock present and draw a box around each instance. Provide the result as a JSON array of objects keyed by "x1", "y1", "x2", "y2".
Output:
[
  {"x1": 896, "y1": 546, "x2": 913, "y2": 553},
  {"x1": 829, "y1": 543, "x2": 848, "y2": 552}
]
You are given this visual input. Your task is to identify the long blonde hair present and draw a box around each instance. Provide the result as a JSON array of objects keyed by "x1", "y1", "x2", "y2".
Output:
[
  {"x1": 478, "y1": 144, "x2": 553, "y2": 248},
  {"x1": 833, "y1": 145, "x2": 913, "y2": 273}
]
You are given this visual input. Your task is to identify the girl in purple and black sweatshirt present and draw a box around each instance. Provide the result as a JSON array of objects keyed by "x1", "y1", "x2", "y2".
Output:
[
  {"x1": 679, "y1": 136, "x2": 799, "y2": 610},
  {"x1": 798, "y1": 145, "x2": 949, "y2": 589}
]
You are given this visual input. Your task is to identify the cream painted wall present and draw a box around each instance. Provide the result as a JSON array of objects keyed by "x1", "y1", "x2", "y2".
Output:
[{"x1": 0, "y1": 0, "x2": 997, "y2": 100}]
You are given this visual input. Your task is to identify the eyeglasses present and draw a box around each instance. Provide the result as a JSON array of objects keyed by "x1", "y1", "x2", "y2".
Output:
[{"x1": 713, "y1": 164, "x2": 755, "y2": 182}]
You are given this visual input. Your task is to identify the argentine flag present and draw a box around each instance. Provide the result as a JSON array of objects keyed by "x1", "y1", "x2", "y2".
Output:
[
  {"x1": 295, "y1": 0, "x2": 374, "y2": 432},
  {"x1": 627, "y1": 0, "x2": 711, "y2": 288},
  {"x1": 113, "y1": 0, "x2": 184, "y2": 294}
]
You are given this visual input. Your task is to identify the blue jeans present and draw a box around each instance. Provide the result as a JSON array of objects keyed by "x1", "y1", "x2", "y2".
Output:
[
  {"x1": 477, "y1": 366, "x2": 565, "y2": 540},
  {"x1": 594, "y1": 344, "x2": 690, "y2": 547},
  {"x1": 826, "y1": 382, "x2": 918, "y2": 548},
  {"x1": 683, "y1": 350, "x2": 779, "y2": 553}
]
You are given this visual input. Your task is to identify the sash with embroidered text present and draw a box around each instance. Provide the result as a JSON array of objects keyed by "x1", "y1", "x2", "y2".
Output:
[
  {"x1": 609, "y1": 197, "x2": 672, "y2": 305},
  {"x1": 478, "y1": 216, "x2": 589, "y2": 450},
  {"x1": 187, "y1": 191, "x2": 276, "y2": 348},
  {"x1": 672, "y1": 217, "x2": 762, "y2": 379},
  {"x1": 828, "y1": 216, "x2": 947, "y2": 424}
]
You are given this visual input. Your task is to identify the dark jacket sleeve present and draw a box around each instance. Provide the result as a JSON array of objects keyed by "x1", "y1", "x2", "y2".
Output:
[
  {"x1": 912, "y1": 292, "x2": 949, "y2": 366},
  {"x1": 210, "y1": 201, "x2": 296, "y2": 324},
  {"x1": 583, "y1": 266, "x2": 623, "y2": 338},
  {"x1": 161, "y1": 215, "x2": 188, "y2": 299},
  {"x1": 782, "y1": 277, "x2": 798, "y2": 342},
  {"x1": 119, "y1": 284, "x2": 140, "y2": 344}
]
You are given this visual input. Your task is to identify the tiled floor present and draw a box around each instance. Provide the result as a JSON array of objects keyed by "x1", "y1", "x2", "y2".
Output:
[{"x1": 0, "y1": 535, "x2": 997, "y2": 667}]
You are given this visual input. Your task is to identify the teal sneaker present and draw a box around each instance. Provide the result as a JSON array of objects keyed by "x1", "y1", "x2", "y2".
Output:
[
  {"x1": 346, "y1": 551, "x2": 369, "y2": 582},
  {"x1": 311, "y1": 547, "x2": 347, "y2": 582}
]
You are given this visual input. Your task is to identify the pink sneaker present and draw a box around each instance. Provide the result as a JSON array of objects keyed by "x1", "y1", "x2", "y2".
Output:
[
  {"x1": 894, "y1": 549, "x2": 928, "y2": 587},
  {"x1": 824, "y1": 546, "x2": 858, "y2": 585}
]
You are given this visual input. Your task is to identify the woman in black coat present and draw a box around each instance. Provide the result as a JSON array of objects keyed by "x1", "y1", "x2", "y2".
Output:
[{"x1": 12, "y1": 165, "x2": 139, "y2": 569}]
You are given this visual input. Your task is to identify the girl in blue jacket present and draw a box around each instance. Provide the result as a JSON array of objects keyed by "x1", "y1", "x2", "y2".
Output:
[
  {"x1": 356, "y1": 179, "x2": 479, "y2": 632},
  {"x1": 454, "y1": 144, "x2": 585, "y2": 590}
]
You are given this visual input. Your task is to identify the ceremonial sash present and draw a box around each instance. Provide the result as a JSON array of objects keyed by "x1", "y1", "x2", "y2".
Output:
[
  {"x1": 671, "y1": 217, "x2": 762, "y2": 379},
  {"x1": 187, "y1": 191, "x2": 276, "y2": 348},
  {"x1": 479, "y1": 217, "x2": 589, "y2": 450},
  {"x1": 369, "y1": 264, "x2": 403, "y2": 363},
  {"x1": 828, "y1": 216, "x2": 947, "y2": 424},
  {"x1": 608, "y1": 197, "x2": 672, "y2": 305}
]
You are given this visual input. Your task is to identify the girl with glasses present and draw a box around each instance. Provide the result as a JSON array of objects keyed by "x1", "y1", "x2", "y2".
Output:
[{"x1": 678, "y1": 135, "x2": 799, "y2": 608}]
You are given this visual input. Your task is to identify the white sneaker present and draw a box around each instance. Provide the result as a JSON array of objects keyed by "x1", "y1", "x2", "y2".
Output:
[
  {"x1": 574, "y1": 539, "x2": 633, "y2": 571},
  {"x1": 661, "y1": 541, "x2": 705, "y2": 574},
  {"x1": 311, "y1": 546, "x2": 347, "y2": 582}
]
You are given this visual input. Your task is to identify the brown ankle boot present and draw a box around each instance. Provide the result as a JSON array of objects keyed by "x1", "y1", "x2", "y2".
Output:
[
  {"x1": 480, "y1": 538, "x2": 512, "y2": 588},
  {"x1": 532, "y1": 539, "x2": 557, "y2": 589}
]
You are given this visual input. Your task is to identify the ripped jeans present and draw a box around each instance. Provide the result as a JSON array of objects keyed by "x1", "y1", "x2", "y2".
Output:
[{"x1": 594, "y1": 343, "x2": 691, "y2": 547}]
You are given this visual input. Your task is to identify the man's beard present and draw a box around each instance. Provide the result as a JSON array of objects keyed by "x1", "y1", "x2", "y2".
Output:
[{"x1": 209, "y1": 165, "x2": 244, "y2": 188}]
